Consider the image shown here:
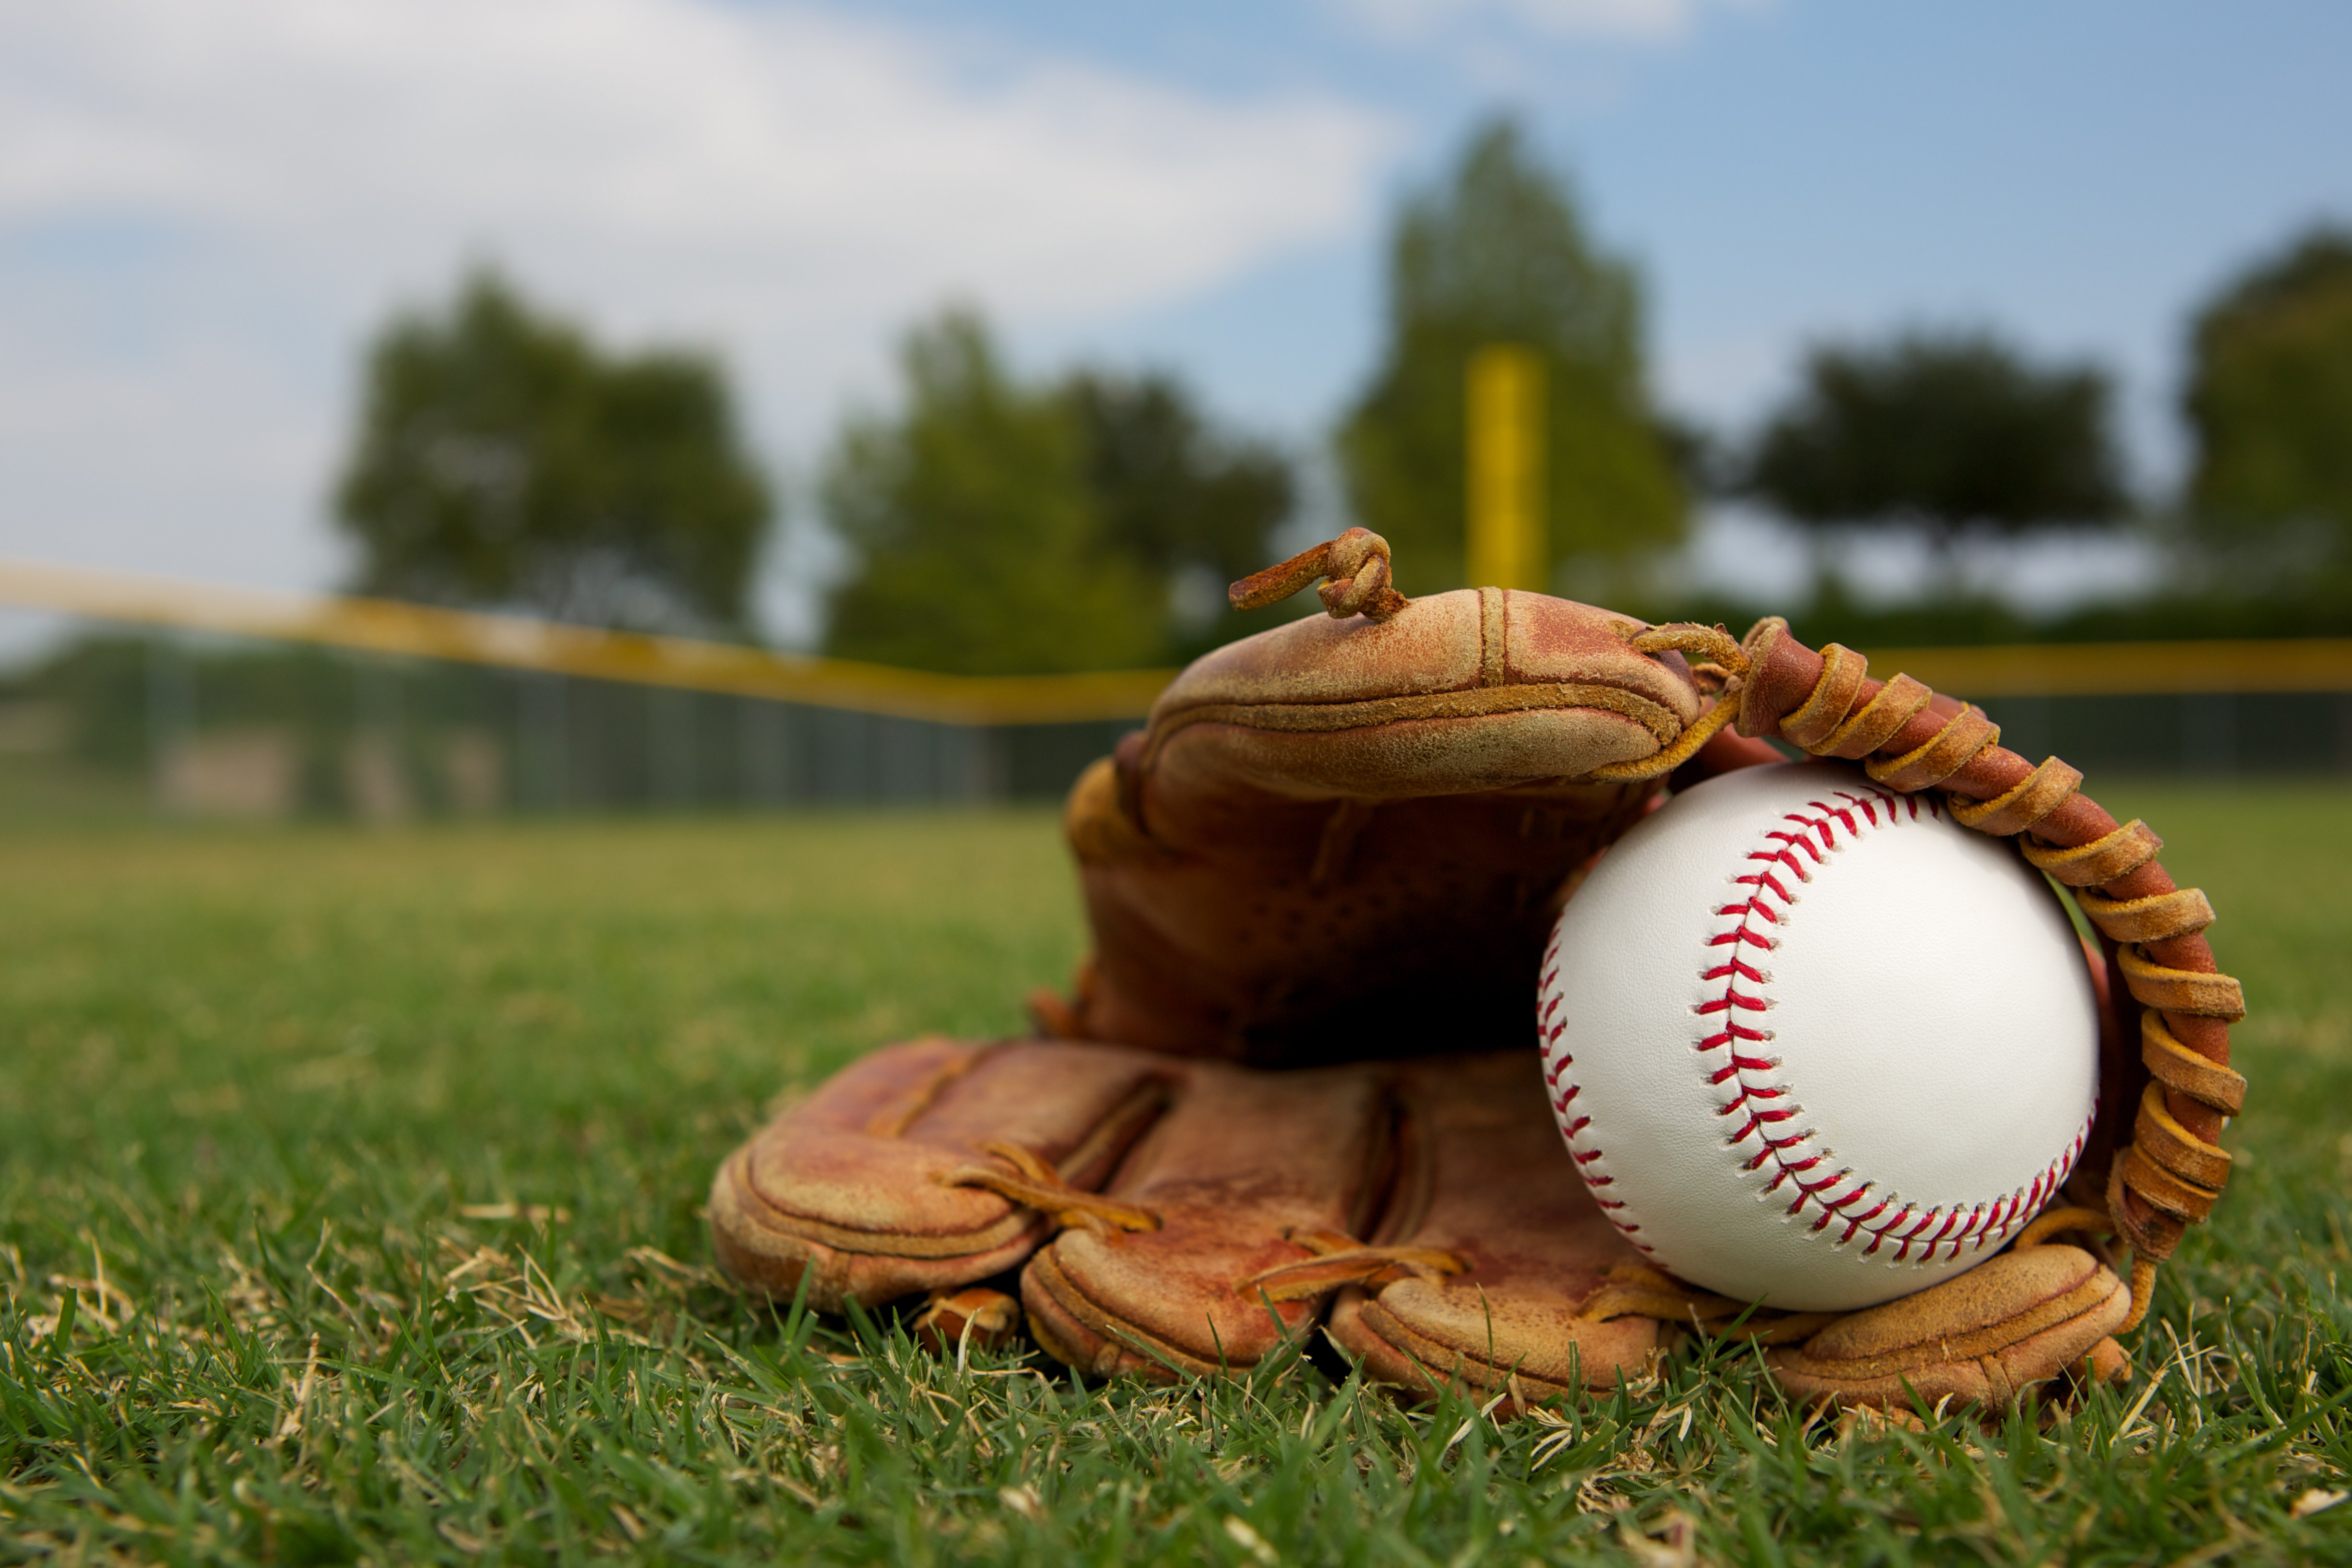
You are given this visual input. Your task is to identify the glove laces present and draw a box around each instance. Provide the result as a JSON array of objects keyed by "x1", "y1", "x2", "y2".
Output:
[
  {"x1": 942, "y1": 1141, "x2": 1161, "y2": 1234},
  {"x1": 1238, "y1": 1228, "x2": 1467, "y2": 1302}
]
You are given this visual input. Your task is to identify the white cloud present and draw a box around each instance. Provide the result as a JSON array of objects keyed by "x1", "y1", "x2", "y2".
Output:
[
  {"x1": 1335, "y1": 0, "x2": 1758, "y2": 45},
  {"x1": 0, "y1": 0, "x2": 1391, "y2": 624}
]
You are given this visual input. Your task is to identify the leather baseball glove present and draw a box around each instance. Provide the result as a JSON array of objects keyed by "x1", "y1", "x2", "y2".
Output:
[{"x1": 710, "y1": 528, "x2": 2243, "y2": 1414}]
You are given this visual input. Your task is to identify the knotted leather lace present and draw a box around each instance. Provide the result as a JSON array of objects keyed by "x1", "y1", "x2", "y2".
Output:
[{"x1": 1228, "y1": 526, "x2": 1410, "y2": 622}]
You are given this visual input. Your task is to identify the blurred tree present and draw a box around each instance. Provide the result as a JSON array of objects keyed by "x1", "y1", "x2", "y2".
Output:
[
  {"x1": 1337, "y1": 116, "x2": 1686, "y2": 597},
  {"x1": 1064, "y1": 370, "x2": 1296, "y2": 660},
  {"x1": 823, "y1": 312, "x2": 1295, "y2": 674},
  {"x1": 336, "y1": 271, "x2": 772, "y2": 635},
  {"x1": 823, "y1": 312, "x2": 1159, "y2": 676},
  {"x1": 2183, "y1": 227, "x2": 2352, "y2": 565},
  {"x1": 1745, "y1": 330, "x2": 2126, "y2": 583}
]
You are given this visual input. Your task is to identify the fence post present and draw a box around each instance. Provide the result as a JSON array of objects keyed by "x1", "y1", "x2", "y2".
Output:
[
  {"x1": 145, "y1": 635, "x2": 194, "y2": 817},
  {"x1": 736, "y1": 696, "x2": 789, "y2": 807},
  {"x1": 519, "y1": 672, "x2": 568, "y2": 812},
  {"x1": 348, "y1": 653, "x2": 413, "y2": 822},
  {"x1": 2182, "y1": 692, "x2": 2238, "y2": 777},
  {"x1": 652, "y1": 688, "x2": 695, "y2": 809}
]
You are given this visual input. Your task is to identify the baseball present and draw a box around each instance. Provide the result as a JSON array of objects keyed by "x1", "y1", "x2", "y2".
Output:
[{"x1": 1538, "y1": 760, "x2": 2099, "y2": 1313}]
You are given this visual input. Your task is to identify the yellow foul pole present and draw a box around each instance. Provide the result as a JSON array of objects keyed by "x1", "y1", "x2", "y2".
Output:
[{"x1": 1464, "y1": 345, "x2": 1548, "y2": 591}]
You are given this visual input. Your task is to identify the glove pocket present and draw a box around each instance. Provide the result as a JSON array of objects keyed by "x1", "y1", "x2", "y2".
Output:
[
  {"x1": 1323, "y1": 1050, "x2": 1663, "y2": 1410},
  {"x1": 1021, "y1": 1060, "x2": 1399, "y2": 1379}
]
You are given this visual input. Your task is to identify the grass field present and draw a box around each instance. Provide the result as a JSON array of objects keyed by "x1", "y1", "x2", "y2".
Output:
[{"x1": 2, "y1": 785, "x2": 2348, "y2": 1565}]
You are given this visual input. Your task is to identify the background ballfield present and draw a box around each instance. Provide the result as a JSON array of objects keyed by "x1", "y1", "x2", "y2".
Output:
[{"x1": 0, "y1": 789, "x2": 2347, "y2": 1564}]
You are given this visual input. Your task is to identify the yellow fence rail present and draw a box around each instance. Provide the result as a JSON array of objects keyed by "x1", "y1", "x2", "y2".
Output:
[
  {"x1": 3, "y1": 556, "x2": 2350, "y2": 722},
  {"x1": 0, "y1": 558, "x2": 1175, "y2": 725},
  {"x1": 1859, "y1": 638, "x2": 2352, "y2": 698}
]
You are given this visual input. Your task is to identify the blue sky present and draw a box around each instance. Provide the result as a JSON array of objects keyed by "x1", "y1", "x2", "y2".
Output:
[
  {"x1": 998, "y1": 0, "x2": 2352, "y2": 474},
  {"x1": 0, "y1": 0, "x2": 2346, "y2": 645}
]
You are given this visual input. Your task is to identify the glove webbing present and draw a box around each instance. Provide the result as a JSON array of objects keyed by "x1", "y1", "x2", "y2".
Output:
[{"x1": 1649, "y1": 616, "x2": 2247, "y2": 1332}]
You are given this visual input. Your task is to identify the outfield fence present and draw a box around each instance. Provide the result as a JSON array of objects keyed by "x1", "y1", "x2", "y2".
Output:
[{"x1": 1, "y1": 558, "x2": 2348, "y2": 819}]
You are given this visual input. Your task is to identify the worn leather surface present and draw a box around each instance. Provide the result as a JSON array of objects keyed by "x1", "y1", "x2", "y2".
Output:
[
  {"x1": 711, "y1": 1032, "x2": 2140, "y2": 1412},
  {"x1": 1022, "y1": 1063, "x2": 1394, "y2": 1378},
  {"x1": 1061, "y1": 587, "x2": 1702, "y2": 1066},
  {"x1": 1767, "y1": 1245, "x2": 2133, "y2": 1408},
  {"x1": 1146, "y1": 586, "x2": 1702, "y2": 796},
  {"x1": 1327, "y1": 1052, "x2": 1662, "y2": 1403},
  {"x1": 708, "y1": 1037, "x2": 1176, "y2": 1311}
]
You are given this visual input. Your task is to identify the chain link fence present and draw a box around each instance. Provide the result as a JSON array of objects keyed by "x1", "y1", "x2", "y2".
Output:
[
  {"x1": 110, "y1": 638, "x2": 1132, "y2": 820},
  {"x1": 2, "y1": 559, "x2": 2349, "y2": 823}
]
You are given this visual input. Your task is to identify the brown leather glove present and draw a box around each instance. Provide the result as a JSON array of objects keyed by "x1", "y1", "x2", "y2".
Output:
[
  {"x1": 710, "y1": 529, "x2": 2244, "y2": 1414},
  {"x1": 1045, "y1": 527, "x2": 1716, "y2": 1067},
  {"x1": 707, "y1": 1036, "x2": 1176, "y2": 1313}
]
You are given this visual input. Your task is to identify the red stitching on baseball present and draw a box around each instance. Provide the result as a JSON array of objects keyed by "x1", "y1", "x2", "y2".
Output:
[
  {"x1": 1682, "y1": 786, "x2": 2092, "y2": 1264},
  {"x1": 1539, "y1": 782, "x2": 2096, "y2": 1283}
]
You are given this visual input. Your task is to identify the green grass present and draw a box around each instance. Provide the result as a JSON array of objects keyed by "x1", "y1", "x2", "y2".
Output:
[{"x1": 1, "y1": 787, "x2": 2347, "y2": 1565}]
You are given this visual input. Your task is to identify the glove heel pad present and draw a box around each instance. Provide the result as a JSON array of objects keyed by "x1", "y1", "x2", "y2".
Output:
[{"x1": 1766, "y1": 1245, "x2": 2133, "y2": 1409}]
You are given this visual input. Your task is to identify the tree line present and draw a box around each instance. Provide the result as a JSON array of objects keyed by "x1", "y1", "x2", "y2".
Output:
[{"x1": 334, "y1": 118, "x2": 2352, "y2": 670}]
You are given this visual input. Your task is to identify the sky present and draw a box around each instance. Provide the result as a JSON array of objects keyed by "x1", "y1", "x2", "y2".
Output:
[{"x1": 1, "y1": 0, "x2": 2348, "y2": 650}]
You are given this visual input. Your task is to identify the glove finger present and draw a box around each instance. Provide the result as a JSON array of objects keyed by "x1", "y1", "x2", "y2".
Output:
[
  {"x1": 708, "y1": 1037, "x2": 1176, "y2": 1311},
  {"x1": 1141, "y1": 587, "x2": 1702, "y2": 800},
  {"x1": 1022, "y1": 1061, "x2": 1395, "y2": 1380},
  {"x1": 1327, "y1": 1051, "x2": 1661, "y2": 1410}
]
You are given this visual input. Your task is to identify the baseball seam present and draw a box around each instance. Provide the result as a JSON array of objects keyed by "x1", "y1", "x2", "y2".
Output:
[{"x1": 1538, "y1": 781, "x2": 2094, "y2": 1272}]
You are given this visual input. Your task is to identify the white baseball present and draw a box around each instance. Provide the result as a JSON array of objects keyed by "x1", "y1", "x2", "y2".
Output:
[{"x1": 1538, "y1": 761, "x2": 2099, "y2": 1313}]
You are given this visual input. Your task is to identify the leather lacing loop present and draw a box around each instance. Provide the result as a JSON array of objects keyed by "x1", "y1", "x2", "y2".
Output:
[
  {"x1": 2008, "y1": 1204, "x2": 2116, "y2": 1252},
  {"x1": 1949, "y1": 757, "x2": 2083, "y2": 835},
  {"x1": 1729, "y1": 622, "x2": 2248, "y2": 1335},
  {"x1": 1867, "y1": 699, "x2": 2000, "y2": 789},
  {"x1": 2024, "y1": 821, "x2": 2166, "y2": 888},
  {"x1": 1237, "y1": 1227, "x2": 1467, "y2": 1303},
  {"x1": 2075, "y1": 887, "x2": 2216, "y2": 945},
  {"x1": 1228, "y1": 526, "x2": 1410, "y2": 623},
  {"x1": 942, "y1": 1141, "x2": 1161, "y2": 1235},
  {"x1": 1823, "y1": 674, "x2": 1937, "y2": 760},
  {"x1": 2001, "y1": 1204, "x2": 2158, "y2": 1335},
  {"x1": 1588, "y1": 622, "x2": 1753, "y2": 782}
]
